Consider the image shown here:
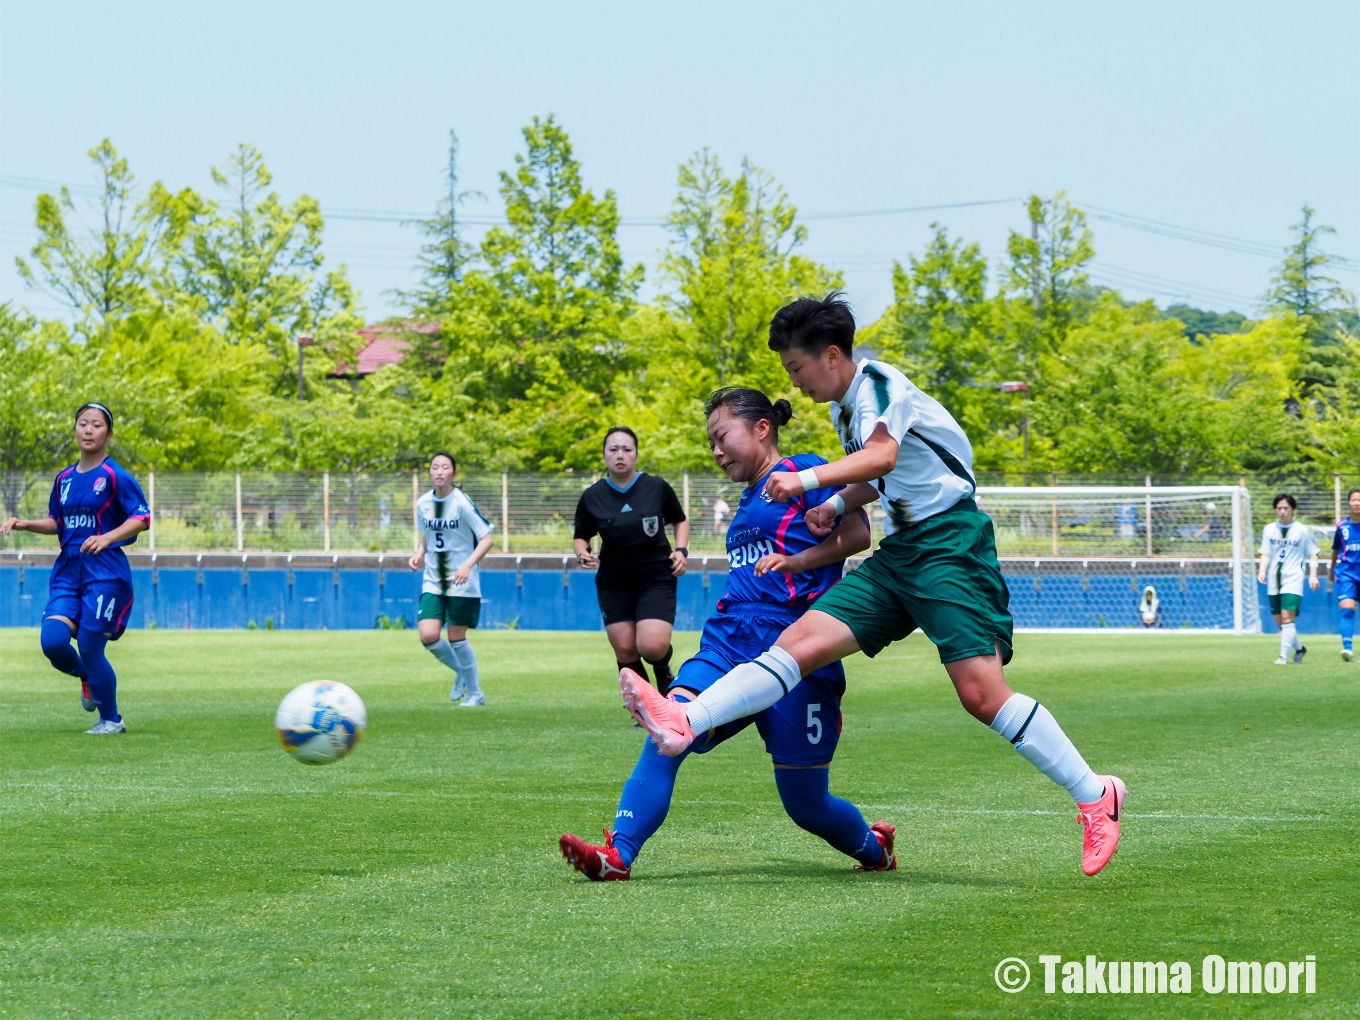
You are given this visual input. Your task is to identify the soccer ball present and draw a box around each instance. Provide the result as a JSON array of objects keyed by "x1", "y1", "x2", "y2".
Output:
[{"x1": 275, "y1": 680, "x2": 367, "y2": 765}]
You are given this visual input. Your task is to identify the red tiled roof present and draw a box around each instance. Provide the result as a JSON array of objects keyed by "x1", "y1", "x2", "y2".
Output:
[{"x1": 331, "y1": 320, "x2": 440, "y2": 377}]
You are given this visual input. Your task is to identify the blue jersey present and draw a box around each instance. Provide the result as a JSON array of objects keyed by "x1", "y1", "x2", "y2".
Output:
[
  {"x1": 718, "y1": 453, "x2": 847, "y2": 610},
  {"x1": 1334, "y1": 520, "x2": 1360, "y2": 579},
  {"x1": 48, "y1": 458, "x2": 150, "y2": 554}
]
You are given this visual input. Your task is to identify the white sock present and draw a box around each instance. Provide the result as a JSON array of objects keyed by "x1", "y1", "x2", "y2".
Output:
[
  {"x1": 426, "y1": 637, "x2": 458, "y2": 671},
  {"x1": 1280, "y1": 623, "x2": 1296, "y2": 659},
  {"x1": 684, "y1": 647, "x2": 802, "y2": 735},
  {"x1": 450, "y1": 639, "x2": 480, "y2": 694},
  {"x1": 990, "y1": 692, "x2": 1105, "y2": 804}
]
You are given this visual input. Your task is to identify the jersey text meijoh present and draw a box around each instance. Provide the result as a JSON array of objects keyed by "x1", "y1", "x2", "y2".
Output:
[{"x1": 416, "y1": 488, "x2": 494, "y2": 597}]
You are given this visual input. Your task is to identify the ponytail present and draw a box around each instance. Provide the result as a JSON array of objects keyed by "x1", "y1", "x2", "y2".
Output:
[{"x1": 703, "y1": 387, "x2": 794, "y2": 439}]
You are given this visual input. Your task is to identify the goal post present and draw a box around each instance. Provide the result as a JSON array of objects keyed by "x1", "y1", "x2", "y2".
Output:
[{"x1": 972, "y1": 485, "x2": 1260, "y2": 634}]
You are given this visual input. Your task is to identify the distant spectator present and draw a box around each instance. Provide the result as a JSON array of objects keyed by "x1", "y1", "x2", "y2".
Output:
[{"x1": 1138, "y1": 586, "x2": 1162, "y2": 628}]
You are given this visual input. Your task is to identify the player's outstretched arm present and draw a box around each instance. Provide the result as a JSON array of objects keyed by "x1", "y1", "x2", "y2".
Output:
[
  {"x1": 753, "y1": 509, "x2": 871, "y2": 576},
  {"x1": 1, "y1": 516, "x2": 59, "y2": 536},
  {"x1": 763, "y1": 424, "x2": 898, "y2": 502}
]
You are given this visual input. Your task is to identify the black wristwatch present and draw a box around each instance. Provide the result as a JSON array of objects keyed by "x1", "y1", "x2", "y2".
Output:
[{"x1": 676, "y1": 547, "x2": 689, "y2": 558}]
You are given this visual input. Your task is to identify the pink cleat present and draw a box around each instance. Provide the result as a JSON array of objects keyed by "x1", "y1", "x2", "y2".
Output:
[
  {"x1": 1077, "y1": 775, "x2": 1127, "y2": 876},
  {"x1": 619, "y1": 668, "x2": 695, "y2": 756}
]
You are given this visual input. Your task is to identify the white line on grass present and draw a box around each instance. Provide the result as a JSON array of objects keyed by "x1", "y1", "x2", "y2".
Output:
[{"x1": 0, "y1": 781, "x2": 1338, "y2": 824}]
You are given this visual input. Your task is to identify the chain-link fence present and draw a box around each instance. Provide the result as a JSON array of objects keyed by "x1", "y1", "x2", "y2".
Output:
[
  {"x1": 4, "y1": 469, "x2": 1358, "y2": 556},
  {"x1": 0, "y1": 470, "x2": 749, "y2": 554}
]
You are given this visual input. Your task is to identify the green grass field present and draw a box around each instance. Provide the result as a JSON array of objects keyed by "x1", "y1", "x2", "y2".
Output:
[{"x1": 1, "y1": 629, "x2": 1357, "y2": 1019}]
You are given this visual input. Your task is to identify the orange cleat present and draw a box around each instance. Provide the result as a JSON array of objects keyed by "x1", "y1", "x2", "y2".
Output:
[
  {"x1": 619, "y1": 667, "x2": 695, "y2": 756},
  {"x1": 854, "y1": 820, "x2": 898, "y2": 871},
  {"x1": 1077, "y1": 775, "x2": 1127, "y2": 876},
  {"x1": 560, "y1": 828, "x2": 631, "y2": 881}
]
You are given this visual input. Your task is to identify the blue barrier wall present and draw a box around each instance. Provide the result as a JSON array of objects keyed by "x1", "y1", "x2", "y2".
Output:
[
  {"x1": 0, "y1": 567, "x2": 724, "y2": 632},
  {"x1": 0, "y1": 565, "x2": 1339, "y2": 633}
]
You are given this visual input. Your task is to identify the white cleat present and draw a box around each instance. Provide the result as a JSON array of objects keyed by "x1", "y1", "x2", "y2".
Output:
[
  {"x1": 1273, "y1": 656, "x2": 1289, "y2": 666},
  {"x1": 458, "y1": 691, "x2": 485, "y2": 707},
  {"x1": 85, "y1": 719, "x2": 127, "y2": 734},
  {"x1": 449, "y1": 676, "x2": 468, "y2": 702},
  {"x1": 1342, "y1": 648, "x2": 1354, "y2": 662},
  {"x1": 1293, "y1": 645, "x2": 1307, "y2": 665}
]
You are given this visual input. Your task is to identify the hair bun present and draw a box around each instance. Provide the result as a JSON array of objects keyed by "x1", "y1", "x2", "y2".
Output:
[{"x1": 772, "y1": 398, "x2": 794, "y2": 427}]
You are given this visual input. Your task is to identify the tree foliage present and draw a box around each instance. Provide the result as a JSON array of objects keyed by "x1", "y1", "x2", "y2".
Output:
[{"x1": 6, "y1": 128, "x2": 1357, "y2": 481}]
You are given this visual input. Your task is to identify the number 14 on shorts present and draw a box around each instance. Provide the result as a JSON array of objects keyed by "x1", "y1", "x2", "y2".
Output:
[{"x1": 93, "y1": 595, "x2": 117, "y2": 621}]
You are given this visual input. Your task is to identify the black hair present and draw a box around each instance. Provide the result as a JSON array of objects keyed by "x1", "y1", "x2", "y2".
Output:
[
  {"x1": 1348, "y1": 488, "x2": 1360, "y2": 501},
  {"x1": 75, "y1": 402, "x2": 113, "y2": 431},
  {"x1": 704, "y1": 387, "x2": 794, "y2": 441},
  {"x1": 430, "y1": 450, "x2": 456, "y2": 471},
  {"x1": 1273, "y1": 493, "x2": 1297, "y2": 510},
  {"x1": 767, "y1": 291, "x2": 856, "y2": 358},
  {"x1": 603, "y1": 426, "x2": 638, "y2": 451}
]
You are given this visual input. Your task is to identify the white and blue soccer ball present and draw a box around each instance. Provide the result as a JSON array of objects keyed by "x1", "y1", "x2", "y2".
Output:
[{"x1": 275, "y1": 680, "x2": 367, "y2": 765}]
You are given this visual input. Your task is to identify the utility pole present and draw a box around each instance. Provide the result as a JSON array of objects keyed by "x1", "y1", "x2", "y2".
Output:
[{"x1": 296, "y1": 334, "x2": 313, "y2": 401}]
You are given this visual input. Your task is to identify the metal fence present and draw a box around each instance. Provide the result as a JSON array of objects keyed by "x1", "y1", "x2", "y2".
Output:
[{"x1": 3, "y1": 469, "x2": 1358, "y2": 555}]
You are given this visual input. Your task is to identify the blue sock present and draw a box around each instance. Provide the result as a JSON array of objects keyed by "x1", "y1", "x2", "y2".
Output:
[
  {"x1": 610, "y1": 736, "x2": 688, "y2": 866},
  {"x1": 1342, "y1": 607, "x2": 1355, "y2": 650},
  {"x1": 40, "y1": 618, "x2": 86, "y2": 680},
  {"x1": 774, "y1": 768, "x2": 883, "y2": 868},
  {"x1": 77, "y1": 630, "x2": 119, "y2": 722}
]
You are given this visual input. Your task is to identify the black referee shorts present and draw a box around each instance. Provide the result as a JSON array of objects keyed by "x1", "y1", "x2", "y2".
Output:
[{"x1": 596, "y1": 569, "x2": 677, "y2": 626}]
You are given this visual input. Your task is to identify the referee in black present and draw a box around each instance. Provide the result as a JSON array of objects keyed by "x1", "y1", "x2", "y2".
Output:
[{"x1": 573, "y1": 426, "x2": 689, "y2": 691}]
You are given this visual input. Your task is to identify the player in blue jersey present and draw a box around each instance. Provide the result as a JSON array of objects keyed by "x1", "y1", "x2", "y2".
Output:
[
  {"x1": 1, "y1": 403, "x2": 149, "y2": 733},
  {"x1": 559, "y1": 387, "x2": 894, "y2": 880},
  {"x1": 1330, "y1": 487, "x2": 1360, "y2": 662}
]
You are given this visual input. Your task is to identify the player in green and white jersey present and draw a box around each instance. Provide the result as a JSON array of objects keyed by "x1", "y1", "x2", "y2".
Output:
[
  {"x1": 1256, "y1": 492, "x2": 1319, "y2": 666},
  {"x1": 409, "y1": 451, "x2": 495, "y2": 705},
  {"x1": 620, "y1": 294, "x2": 1125, "y2": 878}
]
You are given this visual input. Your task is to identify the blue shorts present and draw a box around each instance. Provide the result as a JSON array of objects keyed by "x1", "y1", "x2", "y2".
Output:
[
  {"x1": 1337, "y1": 576, "x2": 1360, "y2": 603},
  {"x1": 44, "y1": 551, "x2": 136, "y2": 639},
  {"x1": 672, "y1": 604, "x2": 846, "y2": 768}
]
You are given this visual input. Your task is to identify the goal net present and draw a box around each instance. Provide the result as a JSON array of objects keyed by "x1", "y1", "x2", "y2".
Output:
[{"x1": 972, "y1": 485, "x2": 1260, "y2": 633}]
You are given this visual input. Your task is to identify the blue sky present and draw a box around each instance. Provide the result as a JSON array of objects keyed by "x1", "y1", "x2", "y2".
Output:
[{"x1": 1, "y1": 0, "x2": 1356, "y2": 326}]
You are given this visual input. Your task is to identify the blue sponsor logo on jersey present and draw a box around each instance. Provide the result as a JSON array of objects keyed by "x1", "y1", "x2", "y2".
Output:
[
  {"x1": 63, "y1": 514, "x2": 99, "y2": 530},
  {"x1": 729, "y1": 538, "x2": 776, "y2": 569}
]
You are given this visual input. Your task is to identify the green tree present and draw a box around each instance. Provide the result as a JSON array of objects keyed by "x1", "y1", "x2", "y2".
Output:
[
  {"x1": 171, "y1": 144, "x2": 360, "y2": 383},
  {"x1": 435, "y1": 116, "x2": 643, "y2": 468},
  {"x1": 401, "y1": 129, "x2": 481, "y2": 314},
  {"x1": 1031, "y1": 297, "x2": 1304, "y2": 474},
  {"x1": 1005, "y1": 191, "x2": 1095, "y2": 355},
  {"x1": 621, "y1": 151, "x2": 841, "y2": 469},
  {"x1": 1263, "y1": 205, "x2": 1356, "y2": 344},
  {"x1": 884, "y1": 223, "x2": 992, "y2": 417},
  {"x1": 15, "y1": 140, "x2": 197, "y2": 339}
]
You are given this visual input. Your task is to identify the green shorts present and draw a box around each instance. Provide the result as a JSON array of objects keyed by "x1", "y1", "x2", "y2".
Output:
[
  {"x1": 812, "y1": 499, "x2": 1014, "y2": 665},
  {"x1": 1268, "y1": 592, "x2": 1303, "y2": 615},
  {"x1": 418, "y1": 593, "x2": 482, "y2": 628}
]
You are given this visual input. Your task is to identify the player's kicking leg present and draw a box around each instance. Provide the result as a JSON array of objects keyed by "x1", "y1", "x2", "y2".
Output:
[{"x1": 623, "y1": 606, "x2": 1125, "y2": 875}]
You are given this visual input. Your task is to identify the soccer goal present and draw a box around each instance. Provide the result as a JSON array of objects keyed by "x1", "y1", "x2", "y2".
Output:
[{"x1": 973, "y1": 485, "x2": 1260, "y2": 633}]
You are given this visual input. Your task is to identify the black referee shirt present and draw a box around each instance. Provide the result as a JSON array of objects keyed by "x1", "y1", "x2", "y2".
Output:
[{"x1": 574, "y1": 473, "x2": 686, "y2": 583}]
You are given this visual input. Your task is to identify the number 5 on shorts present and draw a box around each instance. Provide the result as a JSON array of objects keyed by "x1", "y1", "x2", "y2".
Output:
[{"x1": 806, "y1": 703, "x2": 822, "y2": 744}]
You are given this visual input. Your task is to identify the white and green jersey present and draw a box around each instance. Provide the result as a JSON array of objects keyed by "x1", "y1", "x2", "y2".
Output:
[
  {"x1": 829, "y1": 358, "x2": 976, "y2": 533},
  {"x1": 1258, "y1": 520, "x2": 1319, "y2": 596},
  {"x1": 417, "y1": 487, "x2": 494, "y2": 597}
]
